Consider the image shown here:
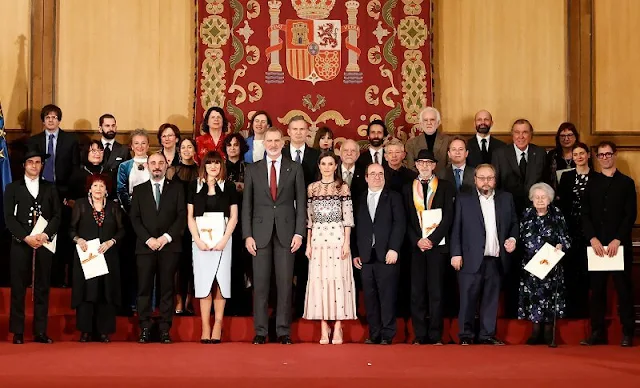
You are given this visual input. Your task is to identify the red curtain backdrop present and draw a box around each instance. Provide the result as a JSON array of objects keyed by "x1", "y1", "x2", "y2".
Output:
[{"x1": 196, "y1": 0, "x2": 432, "y2": 146}]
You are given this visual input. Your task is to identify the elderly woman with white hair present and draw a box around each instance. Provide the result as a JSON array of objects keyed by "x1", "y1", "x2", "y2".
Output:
[{"x1": 518, "y1": 182, "x2": 571, "y2": 345}]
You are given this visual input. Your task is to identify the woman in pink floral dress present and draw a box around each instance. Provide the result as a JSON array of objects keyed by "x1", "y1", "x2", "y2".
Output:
[{"x1": 304, "y1": 151, "x2": 356, "y2": 344}]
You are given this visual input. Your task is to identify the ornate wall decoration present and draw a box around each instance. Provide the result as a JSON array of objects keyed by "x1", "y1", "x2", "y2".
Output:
[{"x1": 197, "y1": 0, "x2": 433, "y2": 142}]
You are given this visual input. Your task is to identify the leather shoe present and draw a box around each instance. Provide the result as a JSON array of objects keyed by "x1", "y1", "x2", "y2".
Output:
[
  {"x1": 459, "y1": 338, "x2": 473, "y2": 346},
  {"x1": 580, "y1": 334, "x2": 607, "y2": 346},
  {"x1": 380, "y1": 338, "x2": 392, "y2": 345},
  {"x1": 138, "y1": 328, "x2": 151, "y2": 344},
  {"x1": 252, "y1": 335, "x2": 266, "y2": 345},
  {"x1": 620, "y1": 335, "x2": 633, "y2": 347},
  {"x1": 210, "y1": 339, "x2": 222, "y2": 344},
  {"x1": 79, "y1": 332, "x2": 91, "y2": 343},
  {"x1": 13, "y1": 334, "x2": 24, "y2": 345},
  {"x1": 278, "y1": 335, "x2": 293, "y2": 344},
  {"x1": 99, "y1": 334, "x2": 110, "y2": 343},
  {"x1": 160, "y1": 331, "x2": 172, "y2": 344},
  {"x1": 364, "y1": 338, "x2": 380, "y2": 345},
  {"x1": 34, "y1": 334, "x2": 54, "y2": 344},
  {"x1": 478, "y1": 337, "x2": 505, "y2": 345}
]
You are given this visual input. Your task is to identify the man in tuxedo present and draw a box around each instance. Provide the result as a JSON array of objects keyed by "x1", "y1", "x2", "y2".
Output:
[
  {"x1": 352, "y1": 163, "x2": 406, "y2": 344},
  {"x1": 450, "y1": 164, "x2": 518, "y2": 345},
  {"x1": 130, "y1": 152, "x2": 186, "y2": 344},
  {"x1": 4, "y1": 149, "x2": 61, "y2": 344},
  {"x1": 356, "y1": 120, "x2": 389, "y2": 170},
  {"x1": 439, "y1": 137, "x2": 474, "y2": 195},
  {"x1": 466, "y1": 110, "x2": 505, "y2": 167},
  {"x1": 581, "y1": 141, "x2": 636, "y2": 347},
  {"x1": 403, "y1": 149, "x2": 455, "y2": 345},
  {"x1": 281, "y1": 116, "x2": 319, "y2": 317},
  {"x1": 491, "y1": 119, "x2": 546, "y2": 317},
  {"x1": 405, "y1": 107, "x2": 452, "y2": 176},
  {"x1": 98, "y1": 114, "x2": 131, "y2": 171},
  {"x1": 27, "y1": 104, "x2": 80, "y2": 287},
  {"x1": 243, "y1": 127, "x2": 306, "y2": 344}
]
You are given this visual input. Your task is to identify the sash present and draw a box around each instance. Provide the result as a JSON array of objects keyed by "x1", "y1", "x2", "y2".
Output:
[{"x1": 412, "y1": 176, "x2": 438, "y2": 228}]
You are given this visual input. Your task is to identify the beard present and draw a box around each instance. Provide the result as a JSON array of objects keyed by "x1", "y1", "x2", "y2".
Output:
[
  {"x1": 102, "y1": 130, "x2": 117, "y2": 140},
  {"x1": 476, "y1": 124, "x2": 490, "y2": 134},
  {"x1": 369, "y1": 138, "x2": 384, "y2": 148}
]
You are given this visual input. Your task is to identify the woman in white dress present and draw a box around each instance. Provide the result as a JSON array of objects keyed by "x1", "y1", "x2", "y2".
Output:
[{"x1": 187, "y1": 151, "x2": 238, "y2": 343}]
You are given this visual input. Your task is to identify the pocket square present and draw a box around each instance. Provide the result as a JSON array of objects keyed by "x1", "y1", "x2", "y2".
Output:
[{"x1": 116, "y1": 157, "x2": 123, "y2": 160}]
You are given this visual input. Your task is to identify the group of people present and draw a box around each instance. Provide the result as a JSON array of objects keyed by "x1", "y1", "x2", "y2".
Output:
[{"x1": 3, "y1": 104, "x2": 636, "y2": 348}]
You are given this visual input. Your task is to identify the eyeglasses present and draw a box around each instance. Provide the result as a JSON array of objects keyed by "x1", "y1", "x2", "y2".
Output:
[
  {"x1": 89, "y1": 148, "x2": 104, "y2": 153},
  {"x1": 596, "y1": 152, "x2": 614, "y2": 159},
  {"x1": 161, "y1": 134, "x2": 176, "y2": 139},
  {"x1": 559, "y1": 133, "x2": 575, "y2": 139},
  {"x1": 367, "y1": 172, "x2": 384, "y2": 178},
  {"x1": 475, "y1": 176, "x2": 496, "y2": 182},
  {"x1": 416, "y1": 160, "x2": 435, "y2": 165},
  {"x1": 44, "y1": 115, "x2": 58, "y2": 121}
]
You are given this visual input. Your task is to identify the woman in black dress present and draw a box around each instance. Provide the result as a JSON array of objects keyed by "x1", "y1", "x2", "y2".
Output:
[
  {"x1": 158, "y1": 123, "x2": 181, "y2": 167},
  {"x1": 70, "y1": 174, "x2": 124, "y2": 343},
  {"x1": 545, "y1": 122, "x2": 579, "y2": 190},
  {"x1": 68, "y1": 140, "x2": 115, "y2": 203}
]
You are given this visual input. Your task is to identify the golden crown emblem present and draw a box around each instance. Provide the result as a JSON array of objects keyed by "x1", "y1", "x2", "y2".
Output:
[{"x1": 292, "y1": 0, "x2": 336, "y2": 20}]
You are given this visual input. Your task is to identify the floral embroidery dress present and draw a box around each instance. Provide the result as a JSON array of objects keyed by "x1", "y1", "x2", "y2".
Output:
[
  {"x1": 518, "y1": 206, "x2": 571, "y2": 323},
  {"x1": 303, "y1": 181, "x2": 357, "y2": 320}
]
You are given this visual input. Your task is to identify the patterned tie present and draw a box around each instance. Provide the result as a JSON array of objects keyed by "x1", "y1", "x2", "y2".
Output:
[
  {"x1": 270, "y1": 160, "x2": 277, "y2": 201},
  {"x1": 103, "y1": 143, "x2": 112, "y2": 163},
  {"x1": 295, "y1": 149, "x2": 302, "y2": 164},
  {"x1": 43, "y1": 133, "x2": 55, "y2": 182},
  {"x1": 154, "y1": 183, "x2": 161, "y2": 210},
  {"x1": 454, "y1": 168, "x2": 462, "y2": 191},
  {"x1": 344, "y1": 170, "x2": 353, "y2": 186},
  {"x1": 373, "y1": 151, "x2": 379, "y2": 164}
]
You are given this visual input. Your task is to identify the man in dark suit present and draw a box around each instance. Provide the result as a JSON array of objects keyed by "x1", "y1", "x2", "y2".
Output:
[
  {"x1": 405, "y1": 107, "x2": 452, "y2": 176},
  {"x1": 130, "y1": 152, "x2": 186, "y2": 344},
  {"x1": 98, "y1": 113, "x2": 131, "y2": 171},
  {"x1": 27, "y1": 104, "x2": 80, "y2": 287},
  {"x1": 243, "y1": 127, "x2": 306, "y2": 344},
  {"x1": 281, "y1": 116, "x2": 320, "y2": 317},
  {"x1": 352, "y1": 163, "x2": 406, "y2": 344},
  {"x1": 403, "y1": 149, "x2": 455, "y2": 345},
  {"x1": 340, "y1": 139, "x2": 367, "y2": 207},
  {"x1": 4, "y1": 149, "x2": 61, "y2": 344},
  {"x1": 466, "y1": 110, "x2": 506, "y2": 167},
  {"x1": 450, "y1": 163, "x2": 518, "y2": 345},
  {"x1": 581, "y1": 141, "x2": 636, "y2": 347},
  {"x1": 356, "y1": 120, "x2": 389, "y2": 170},
  {"x1": 439, "y1": 136, "x2": 475, "y2": 195}
]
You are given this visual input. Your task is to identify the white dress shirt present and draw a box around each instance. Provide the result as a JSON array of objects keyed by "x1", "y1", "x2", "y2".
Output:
[
  {"x1": 25, "y1": 175, "x2": 39, "y2": 198},
  {"x1": 147, "y1": 177, "x2": 173, "y2": 244},
  {"x1": 478, "y1": 190, "x2": 500, "y2": 257},
  {"x1": 514, "y1": 144, "x2": 529, "y2": 163},
  {"x1": 341, "y1": 164, "x2": 355, "y2": 183},
  {"x1": 101, "y1": 139, "x2": 115, "y2": 150},
  {"x1": 266, "y1": 154, "x2": 283, "y2": 185},
  {"x1": 129, "y1": 156, "x2": 150, "y2": 194},
  {"x1": 290, "y1": 143, "x2": 306, "y2": 163},
  {"x1": 253, "y1": 139, "x2": 265, "y2": 162},
  {"x1": 476, "y1": 133, "x2": 490, "y2": 150},
  {"x1": 367, "y1": 188, "x2": 382, "y2": 245},
  {"x1": 369, "y1": 147, "x2": 384, "y2": 164}
]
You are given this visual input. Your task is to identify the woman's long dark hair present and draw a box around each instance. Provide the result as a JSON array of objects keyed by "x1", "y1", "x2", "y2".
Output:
[
  {"x1": 201, "y1": 107, "x2": 229, "y2": 135},
  {"x1": 317, "y1": 151, "x2": 343, "y2": 190}
]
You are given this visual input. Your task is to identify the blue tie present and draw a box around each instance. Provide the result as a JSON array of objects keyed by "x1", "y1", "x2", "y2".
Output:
[
  {"x1": 454, "y1": 168, "x2": 462, "y2": 191},
  {"x1": 43, "y1": 133, "x2": 55, "y2": 182}
]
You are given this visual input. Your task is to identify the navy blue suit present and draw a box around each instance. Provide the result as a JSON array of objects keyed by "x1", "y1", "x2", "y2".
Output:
[{"x1": 450, "y1": 190, "x2": 518, "y2": 341}]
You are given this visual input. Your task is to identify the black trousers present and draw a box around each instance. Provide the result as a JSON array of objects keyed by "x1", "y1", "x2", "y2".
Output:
[
  {"x1": 458, "y1": 257, "x2": 502, "y2": 340},
  {"x1": 293, "y1": 237, "x2": 308, "y2": 318},
  {"x1": 120, "y1": 217, "x2": 138, "y2": 312},
  {"x1": 76, "y1": 301, "x2": 117, "y2": 334},
  {"x1": 253, "y1": 226, "x2": 295, "y2": 337},
  {"x1": 137, "y1": 251, "x2": 180, "y2": 332},
  {"x1": 589, "y1": 267, "x2": 635, "y2": 337},
  {"x1": 10, "y1": 241, "x2": 53, "y2": 335},
  {"x1": 362, "y1": 249, "x2": 399, "y2": 341},
  {"x1": 563, "y1": 244, "x2": 590, "y2": 318},
  {"x1": 176, "y1": 232, "x2": 194, "y2": 305},
  {"x1": 410, "y1": 247, "x2": 448, "y2": 341}
]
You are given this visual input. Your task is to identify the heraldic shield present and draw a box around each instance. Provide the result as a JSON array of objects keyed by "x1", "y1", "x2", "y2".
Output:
[{"x1": 285, "y1": 19, "x2": 341, "y2": 84}]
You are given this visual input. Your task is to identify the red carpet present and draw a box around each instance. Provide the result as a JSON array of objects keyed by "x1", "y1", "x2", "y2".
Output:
[{"x1": 0, "y1": 343, "x2": 638, "y2": 387}]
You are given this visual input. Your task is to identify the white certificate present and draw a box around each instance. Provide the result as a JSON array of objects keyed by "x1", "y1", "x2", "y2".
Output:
[
  {"x1": 421, "y1": 209, "x2": 445, "y2": 246},
  {"x1": 76, "y1": 238, "x2": 109, "y2": 280},
  {"x1": 524, "y1": 243, "x2": 565, "y2": 280},
  {"x1": 556, "y1": 168, "x2": 575, "y2": 183},
  {"x1": 196, "y1": 212, "x2": 226, "y2": 249},
  {"x1": 588, "y1": 246, "x2": 624, "y2": 271},
  {"x1": 30, "y1": 216, "x2": 57, "y2": 253}
]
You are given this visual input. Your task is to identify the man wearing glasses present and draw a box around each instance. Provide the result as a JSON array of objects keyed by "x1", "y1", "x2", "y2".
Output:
[
  {"x1": 27, "y1": 104, "x2": 79, "y2": 287},
  {"x1": 450, "y1": 164, "x2": 518, "y2": 345},
  {"x1": 581, "y1": 141, "x2": 636, "y2": 347},
  {"x1": 403, "y1": 149, "x2": 455, "y2": 344}
]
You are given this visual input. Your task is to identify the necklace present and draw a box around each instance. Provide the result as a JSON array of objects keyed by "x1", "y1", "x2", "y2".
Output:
[{"x1": 321, "y1": 180, "x2": 335, "y2": 184}]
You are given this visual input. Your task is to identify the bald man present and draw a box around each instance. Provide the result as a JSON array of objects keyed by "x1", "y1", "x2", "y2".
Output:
[{"x1": 466, "y1": 110, "x2": 505, "y2": 168}]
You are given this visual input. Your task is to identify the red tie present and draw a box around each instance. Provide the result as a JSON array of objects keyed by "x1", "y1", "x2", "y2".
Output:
[{"x1": 270, "y1": 160, "x2": 277, "y2": 201}]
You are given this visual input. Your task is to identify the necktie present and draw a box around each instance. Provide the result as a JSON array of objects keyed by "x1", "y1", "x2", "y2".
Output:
[
  {"x1": 373, "y1": 151, "x2": 379, "y2": 164},
  {"x1": 481, "y1": 138, "x2": 489, "y2": 163},
  {"x1": 519, "y1": 151, "x2": 527, "y2": 179},
  {"x1": 454, "y1": 168, "x2": 462, "y2": 191},
  {"x1": 368, "y1": 192, "x2": 377, "y2": 246},
  {"x1": 270, "y1": 160, "x2": 277, "y2": 201},
  {"x1": 154, "y1": 183, "x2": 161, "y2": 210},
  {"x1": 344, "y1": 170, "x2": 353, "y2": 186},
  {"x1": 295, "y1": 149, "x2": 301, "y2": 164},
  {"x1": 103, "y1": 143, "x2": 112, "y2": 163},
  {"x1": 43, "y1": 133, "x2": 55, "y2": 182}
]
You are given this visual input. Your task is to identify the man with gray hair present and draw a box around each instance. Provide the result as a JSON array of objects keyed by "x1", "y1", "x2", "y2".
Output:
[{"x1": 405, "y1": 107, "x2": 452, "y2": 176}]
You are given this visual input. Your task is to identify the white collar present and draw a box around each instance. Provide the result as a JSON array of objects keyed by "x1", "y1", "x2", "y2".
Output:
[
  {"x1": 476, "y1": 133, "x2": 490, "y2": 145},
  {"x1": 150, "y1": 177, "x2": 166, "y2": 187},
  {"x1": 514, "y1": 144, "x2": 529, "y2": 155},
  {"x1": 477, "y1": 189, "x2": 495, "y2": 200},
  {"x1": 45, "y1": 128, "x2": 60, "y2": 138},
  {"x1": 102, "y1": 138, "x2": 115, "y2": 146},
  {"x1": 452, "y1": 164, "x2": 466, "y2": 171},
  {"x1": 341, "y1": 164, "x2": 355, "y2": 174},
  {"x1": 368, "y1": 188, "x2": 383, "y2": 195},
  {"x1": 290, "y1": 143, "x2": 306, "y2": 155},
  {"x1": 24, "y1": 175, "x2": 39, "y2": 183},
  {"x1": 369, "y1": 147, "x2": 383, "y2": 157},
  {"x1": 267, "y1": 154, "x2": 283, "y2": 164}
]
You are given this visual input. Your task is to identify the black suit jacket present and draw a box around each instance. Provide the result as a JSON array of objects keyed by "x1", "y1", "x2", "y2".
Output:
[
  {"x1": 130, "y1": 179, "x2": 186, "y2": 254},
  {"x1": 351, "y1": 189, "x2": 405, "y2": 262},
  {"x1": 27, "y1": 129, "x2": 80, "y2": 200},
  {"x1": 466, "y1": 135, "x2": 506, "y2": 168},
  {"x1": 3, "y1": 179, "x2": 62, "y2": 241},
  {"x1": 283, "y1": 145, "x2": 320, "y2": 188},
  {"x1": 403, "y1": 178, "x2": 455, "y2": 253},
  {"x1": 439, "y1": 165, "x2": 474, "y2": 195},
  {"x1": 356, "y1": 149, "x2": 389, "y2": 171},
  {"x1": 450, "y1": 190, "x2": 519, "y2": 274},
  {"x1": 103, "y1": 141, "x2": 131, "y2": 171},
  {"x1": 384, "y1": 166, "x2": 417, "y2": 194},
  {"x1": 491, "y1": 143, "x2": 546, "y2": 213},
  {"x1": 341, "y1": 163, "x2": 367, "y2": 211}
]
